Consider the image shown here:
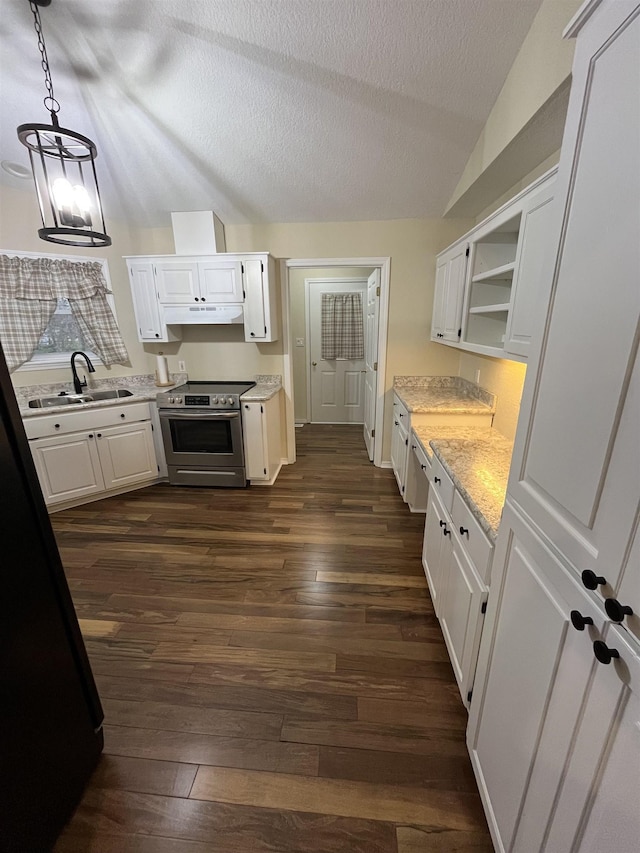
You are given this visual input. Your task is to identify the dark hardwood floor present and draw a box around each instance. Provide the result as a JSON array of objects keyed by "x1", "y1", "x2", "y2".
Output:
[{"x1": 52, "y1": 424, "x2": 492, "y2": 852}]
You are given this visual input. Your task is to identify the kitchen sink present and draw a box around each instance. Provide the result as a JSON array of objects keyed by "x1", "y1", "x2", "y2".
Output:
[{"x1": 28, "y1": 388, "x2": 134, "y2": 408}]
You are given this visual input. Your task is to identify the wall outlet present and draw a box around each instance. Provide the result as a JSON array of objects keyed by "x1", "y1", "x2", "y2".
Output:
[
  {"x1": 178, "y1": 360, "x2": 186, "y2": 372},
  {"x1": 295, "y1": 338, "x2": 305, "y2": 347},
  {"x1": 474, "y1": 369, "x2": 481, "y2": 385}
]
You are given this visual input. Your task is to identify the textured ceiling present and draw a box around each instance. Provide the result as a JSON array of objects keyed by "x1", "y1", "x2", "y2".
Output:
[{"x1": 0, "y1": 0, "x2": 542, "y2": 228}]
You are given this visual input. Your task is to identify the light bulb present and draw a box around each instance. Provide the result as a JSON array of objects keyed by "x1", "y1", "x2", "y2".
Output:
[
  {"x1": 73, "y1": 184, "x2": 92, "y2": 215},
  {"x1": 51, "y1": 177, "x2": 92, "y2": 227}
]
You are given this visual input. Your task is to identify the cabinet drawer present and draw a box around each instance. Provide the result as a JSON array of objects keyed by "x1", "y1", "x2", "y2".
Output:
[
  {"x1": 451, "y1": 490, "x2": 493, "y2": 582},
  {"x1": 24, "y1": 401, "x2": 151, "y2": 439},
  {"x1": 411, "y1": 436, "x2": 431, "y2": 477},
  {"x1": 393, "y1": 394, "x2": 410, "y2": 428},
  {"x1": 430, "y1": 453, "x2": 455, "y2": 512}
]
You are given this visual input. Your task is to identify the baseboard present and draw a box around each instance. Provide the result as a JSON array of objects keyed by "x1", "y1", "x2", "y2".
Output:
[
  {"x1": 380, "y1": 460, "x2": 393, "y2": 469},
  {"x1": 47, "y1": 477, "x2": 162, "y2": 513}
]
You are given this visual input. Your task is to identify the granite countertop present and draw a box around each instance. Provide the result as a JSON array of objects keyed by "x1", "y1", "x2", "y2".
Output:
[
  {"x1": 394, "y1": 375, "x2": 496, "y2": 415},
  {"x1": 411, "y1": 424, "x2": 494, "y2": 460},
  {"x1": 429, "y1": 433, "x2": 513, "y2": 541},
  {"x1": 241, "y1": 375, "x2": 282, "y2": 402},
  {"x1": 17, "y1": 373, "x2": 188, "y2": 418}
]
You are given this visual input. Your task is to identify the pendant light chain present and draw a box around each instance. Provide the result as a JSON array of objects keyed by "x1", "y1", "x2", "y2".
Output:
[{"x1": 29, "y1": 0, "x2": 60, "y2": 118}]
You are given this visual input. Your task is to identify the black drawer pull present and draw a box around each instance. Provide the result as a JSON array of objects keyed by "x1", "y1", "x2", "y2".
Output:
[
  {"x1": 54, "y1": 423, "x2": 60, "y2": 429},
  {"x1": 459, "y1": 526, "x2": 469, "y2": 537},
  {"x1": 442, "y1": 525, "x2": 451, "y2": 537},
  {"x1": 439, "y1": 519, "x2": 445, "y2": 528},
  {"x1": 570, "y1": 610, "x2": 594, "y2": 631},
  {"x1": 581, "y1": 570, "x2": 606, "y2": 591},
  {"x1": 604, "y1": 598, "x2": 634, "y2": 622},
  {"x1": 593, "y1": 640, "x2": 619, "y2": 665},
  {"x1": 434, "y1": 476, "x2": 441, "y2": 484}
]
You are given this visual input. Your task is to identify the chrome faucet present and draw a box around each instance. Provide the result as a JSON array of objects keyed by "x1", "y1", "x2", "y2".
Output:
[{"x1": 70, "y1": 351, "x2": 95, "y2": 394}]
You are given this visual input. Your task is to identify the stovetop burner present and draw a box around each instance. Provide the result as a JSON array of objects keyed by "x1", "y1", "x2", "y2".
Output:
[{"x1": 157, "y1": 380, "x2": 256, "y2": 410}]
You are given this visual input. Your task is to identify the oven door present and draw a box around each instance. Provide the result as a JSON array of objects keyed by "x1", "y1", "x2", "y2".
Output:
[{"x1": 159, "y1": 408, "x2": 245, "y2": 469}]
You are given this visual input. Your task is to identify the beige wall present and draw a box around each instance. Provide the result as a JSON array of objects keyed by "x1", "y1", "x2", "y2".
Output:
[
  {"x1": 289, "y1": 266, "x2": 374, "y2": 422},
  {"x1": 459, "y1": 354, "x2": 527, "y2": 442},
  {"x1": 447, "y1": 0, "x2": 582, "y2": 215},
  {"x1": 474, "y1": 149, "x2": 561, "y2": 224}
]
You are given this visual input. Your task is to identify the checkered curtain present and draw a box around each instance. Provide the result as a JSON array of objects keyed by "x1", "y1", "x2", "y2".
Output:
[
  {"x1": 0, "y1": 255, "x2": 129, "y2": 372},
  {"x1": 321, "y1": 292, "x2": 364, "y2": 360}
]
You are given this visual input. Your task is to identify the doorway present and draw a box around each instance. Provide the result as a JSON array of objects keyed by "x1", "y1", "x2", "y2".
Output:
[{"x1": 282, "y1": 258, "x2": 390, "y2": 468}]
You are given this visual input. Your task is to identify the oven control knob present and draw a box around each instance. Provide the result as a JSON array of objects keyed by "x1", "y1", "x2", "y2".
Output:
[
  {"x1": 227, "y1": 397, "x2": 234, "y2": 405},
  {"x1": 212, "y1": 396, "x2": 219, "y2": 404},
  {"x1": 175, "y1": 397, "x2": 182, "y2": 403},
  {"x1": 168, "y1": 396, "x2": 174, "y2": 403}
]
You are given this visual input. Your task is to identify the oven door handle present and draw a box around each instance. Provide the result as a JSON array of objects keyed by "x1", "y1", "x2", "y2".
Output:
[{"x1": 159, "y1": 410, "x2": 240, "y2": 420}]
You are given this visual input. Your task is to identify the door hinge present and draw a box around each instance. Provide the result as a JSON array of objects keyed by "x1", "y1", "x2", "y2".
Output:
[
  {"x1": 264, "y1": 467, "x2": 267, "y2": 475},
  {"x1": 261, "y1": 261, "x2": 264, "y2": 272},
  {"x1": 371, "y1": 429, "x2": 375, "y2": 438},
  {"x1": 157, "y1": 465, "x2": 160, "y2": 472},
  {"x1": 243, "y1": 290, "x2": 246, "y2": 299},
  {"x1": 241, "y1": 262, "x2": 244, "y2": 274},
  {"x1": 405, "y1": 438, "x2": 408, "y2": 446},
  {"x1": 401, "y1": 485, "x2": 405, "y2": 493},
  {"x1": 376, "y1": 286, "x2": 380, "y2": 297},
  {"x1": 465, "y1": 247, "x2": 469, "y2": 257},
  {"x1": 260, "y1": 405, "x2": 264, "y2": 413},
  {"x1": 151, "y1": 423, "x2": 154, "y2": 431},
  {"x1": 481, "y1": 601, "x2": 487, "y2": 614},
  {"x1": 264, "y1": 325, "x2": 267, "y2": 334},
  {"x1": 373, "y1": 361, "x2": 378, "y2": 371},
  {"x1": 467, "y1": 690, "x2": 473, "y2": 703},
  {"x1": 458, "y1": 328, "x2": 462, "y2": 338}
]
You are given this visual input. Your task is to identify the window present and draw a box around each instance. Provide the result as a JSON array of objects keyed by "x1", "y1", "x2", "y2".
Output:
[{"x1": 8, "y1": 249, "x2": 117, "y2": 372}]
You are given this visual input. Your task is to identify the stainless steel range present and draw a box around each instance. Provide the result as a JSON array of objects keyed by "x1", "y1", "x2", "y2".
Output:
[{"x1": 157, "y1": 381, "x2": 256, "y2": 487}]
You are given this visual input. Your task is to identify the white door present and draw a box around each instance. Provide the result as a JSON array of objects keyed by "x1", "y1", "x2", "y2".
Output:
[
  {"x1": 128, "y1": 262, "x2": 162, "y2": 341},
  {"x1": 155, "y1": 260, "x2": 200, "y2": 304},
  {"x1": 363, "y1": 270, "x2": 380, "y2": 460},
  {"x1": 242, "y1": 258, "x2": 267, "y2": 340},
  {"x1": 30, "y1": 433, "x2": 105, "y2": 505},
  {"x1": 442, "y1": 245, "x2": 468, "y2": 342},
  {"x1": 95, "y1": 422, "x2": 156, "y2": 489},
  {"x1": 199, "y1": 259, "x2": 243, "y2": 303},
  {"x1": 308, "y1": 279, "x2": 367, "y2": 424}
]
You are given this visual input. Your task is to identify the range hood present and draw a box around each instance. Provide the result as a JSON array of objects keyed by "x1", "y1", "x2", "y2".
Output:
[{"x1": 162, "y1": 304, "x2": 243, "y2": 325}]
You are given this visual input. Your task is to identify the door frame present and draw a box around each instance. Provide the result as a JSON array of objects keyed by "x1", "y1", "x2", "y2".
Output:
[
  {"x1": 305, "y1": 277, "x2": 368, "y2": 426},
  {"x1": 282, "y1": 257, "x2": 391, "y2": 468}
]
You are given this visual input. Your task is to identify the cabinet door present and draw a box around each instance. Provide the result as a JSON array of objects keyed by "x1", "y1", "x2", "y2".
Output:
[
  {"x1": 242, "y1": 403, "x2": 267, "y2": 480},
  {"x1": 155, "y1": 260, "x2": 200, "y2": 303},
  {"x1": 95, "y1": 422, "x2": 156, "y2": 490},
  {"x1": 503, "y1": 178, "x2": 556, "y2": 359},
  {"x1": 439, "y1": 536, "x2": 487, "y2": 707},
  {"x1": 390, "y1": 417, "x2": 408, "y2": 498},
  {"x1": 543, "y1": 623, "x2": 640, "y2": 853},
  {"x1": 30, "y1": 433, "x2": 104, "y2": 506},
  {"x1": 431, "y1": 257, "x2": 448, "y2": 339},
  {"x1": 422, "y1": 487, "x2": 449, "y2": 615},
  {"x1": 128, "y1": 262, "x2": 163, "y2": 341},
  {"x1": 199, "y1": 258, "x2": 243, "y2": 303},
  {"x1": 442, "y1": 245, "x2": 467, "y2": 342},
  {"x1": 243, "y1": 258, "x2": 267, "y2": 340}
]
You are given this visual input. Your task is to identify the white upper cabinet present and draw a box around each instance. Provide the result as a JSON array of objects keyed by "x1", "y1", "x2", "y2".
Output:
[
  {"x1": 128, "y1": 260, "x2": 181, "y2": 343},
  {"x1": 124, "y1": 253, "x2": 279, "y2": 342},
  {"x1": 432, "y1": 169, "x2": 557, "y2": 362},
  {"x1": 431, "y1": 242, "x2": 467, "y2": 343}
]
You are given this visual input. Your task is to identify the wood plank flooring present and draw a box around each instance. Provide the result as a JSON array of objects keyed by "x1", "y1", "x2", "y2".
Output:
[{"x1": 52, "y1": 424, "x2": 492, "y2": 852}]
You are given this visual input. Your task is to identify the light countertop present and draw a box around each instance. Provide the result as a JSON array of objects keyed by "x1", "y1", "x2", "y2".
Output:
[{"x1": 393, "y1": 375, "x2": 496, "y2": 415}]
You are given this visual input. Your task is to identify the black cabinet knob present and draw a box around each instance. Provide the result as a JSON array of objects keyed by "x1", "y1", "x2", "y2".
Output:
[
  {"x1": 459, "y1": 526, "x2": 469, "y2": 537},
  {"x1": 394, "y1": 420, "x2": 399, "y2": 426},
  {"x1": 581, "y1": 569, "x2": 607, "y2": 590},
  {"x1": 54, "y1": 423, "x2": 60, "y2": 429},
  {"x1": 201, "y1": 297, "x2": 206, "y2": 302},
  {"x1": 439, "y1": 519, "x2": 445, "y2": 528},
  {"x1": 97, "y1": 433, "x2": 102, "y2": 438},
  {"x1": 570, "y1": 610, "x2": 594, "y2": 631},
  {"x1": 443, "y1": 525, "x2": 451, "y2": 537},
  {"x1": 411, "y1": 444, "x2": 416, "y2": 450},
  {"x1": 155, "y1": 333, "x2": 160, "y2": 338},
  {"x1": 399, "y1": 413, "x2": 404, "y2": 418},
  {"x1": 120, "y1": 413, "x2": 126, "y2": 419},
  {"x1": 88, "y1": 433, "x2": 94, "y2": 439},
  {"x1": 604, "y1": 598, "x2": 634, "y2": 623},
  {"x1": 593, "y1": 640, "x2": 620, "y2": 665},
  {"x1": 434, "y1": 476, "x2": 441, "y2": 484},
  {"x1": 194, "y1": 297, "x2": 199, "y2": 302},
  {"x1": 250, "y1": 332, "x2": 255, "y2": 337},
  {"x1": 421, "y1": 464, "x2": 426, "y2": 471}
]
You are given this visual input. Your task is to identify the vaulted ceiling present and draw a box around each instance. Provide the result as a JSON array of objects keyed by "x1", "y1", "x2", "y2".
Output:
[{"x1": 0, "y1": 1, "x2": 542, "y2": 228}]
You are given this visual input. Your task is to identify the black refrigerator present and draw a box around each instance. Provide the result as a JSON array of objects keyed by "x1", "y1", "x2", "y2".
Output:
[{"x1": 0, "y1": 341, "x2": 103, "y2": 852}]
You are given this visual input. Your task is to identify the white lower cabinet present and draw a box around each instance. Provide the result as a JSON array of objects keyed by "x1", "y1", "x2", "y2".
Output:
[
  {"x1": 30, "y1": 432, "x2": 105, "y2": 505},
  {"x1": 27, "y1": 405, "x2": 158, "y2": 508},
  {"x1": 390, "y1": 411, "x2": 409, "y2": 497},
  {"x1": 242, "y1": 392, "x2": 282, "y2": 483},
  {"x1": 422, "y1": 467, "x2": 492, "y2": 707}
]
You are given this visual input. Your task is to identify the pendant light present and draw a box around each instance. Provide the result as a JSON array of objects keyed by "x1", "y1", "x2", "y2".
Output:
[{"x1": 17, "y1": 0, "x2": 111, "y2": 247}]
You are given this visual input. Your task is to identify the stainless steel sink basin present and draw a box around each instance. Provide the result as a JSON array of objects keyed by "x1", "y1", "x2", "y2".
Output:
[
  {"x1": 87, "y1": 389, "x2": 134, "y2": 401},
  {"x1": 28, "y1": 389, "x2": 134, "y2": 408}
]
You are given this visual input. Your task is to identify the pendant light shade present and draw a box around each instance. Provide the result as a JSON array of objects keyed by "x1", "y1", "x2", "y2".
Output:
[{"x1": 17, "y1": 0, "x2": 111, "y2": 248}]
